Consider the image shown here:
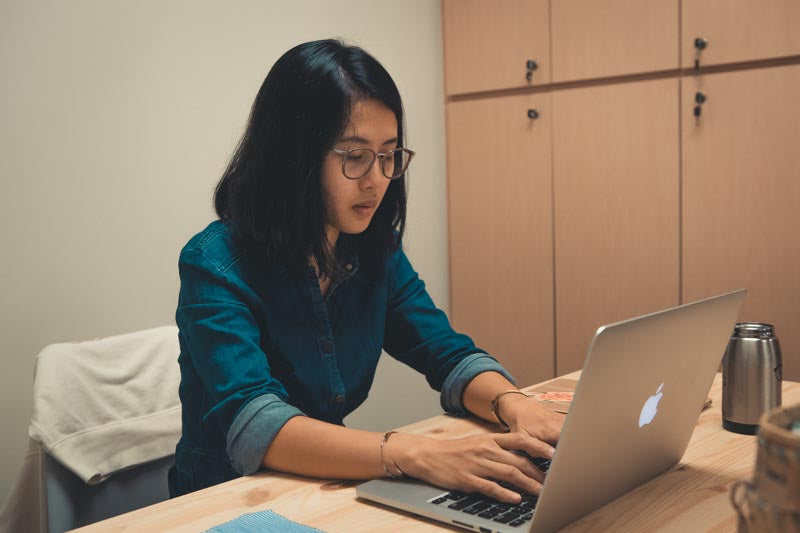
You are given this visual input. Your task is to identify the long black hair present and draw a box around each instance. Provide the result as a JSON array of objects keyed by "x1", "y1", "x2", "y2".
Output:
[{"x1": 214, "y1": 39, "x2": 407, "y2": 282}]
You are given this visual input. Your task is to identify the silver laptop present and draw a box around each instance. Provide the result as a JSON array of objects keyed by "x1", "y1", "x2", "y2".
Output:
[{"x1": 357, "y1": 289, "x2": 746, "y2": 532}]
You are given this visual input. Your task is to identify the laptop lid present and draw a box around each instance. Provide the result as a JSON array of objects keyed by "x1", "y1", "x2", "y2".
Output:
[{"x1": 530, "y1": 289, "x2": 745, "y2": 532}]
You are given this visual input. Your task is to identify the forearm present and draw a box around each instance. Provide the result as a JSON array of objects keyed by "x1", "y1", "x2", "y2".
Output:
[{"x1": 261, "y1": 415, "x2": 422, "y2": 479}]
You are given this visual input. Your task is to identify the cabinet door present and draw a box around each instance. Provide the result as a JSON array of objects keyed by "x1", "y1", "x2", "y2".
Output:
[
  {"x1": 551, "y1": 0, "x2": 678, "y2": 82},
  {"x1": 447, "y1": 94, "x2": 554, "y2": 387},
  {"x1": 682, "y1": 0, "x2": 800, "y2": 69},
  {"x1": 443, "y1": 0, "x2": 550, "y2": 95},
  {"x1": 553, "y1": 79, "x2": 680, "y2": 374},
  {"x1": 682, "y1": 65, "x2": 800, "y2": 381}
]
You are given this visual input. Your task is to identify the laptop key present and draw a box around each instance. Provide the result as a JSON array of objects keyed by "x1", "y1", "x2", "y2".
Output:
[
  {"x1": 448, "y1": 496, "x2": 481, "y2": 510},
  {"x1": 463, "y1": 502, "x2": 492, "y2": 515},
  {"x1": 445, "y1": 491, "x2": 467, "y2": 500},
  {"x1": 532, "y1": 457, "x2": 551, "y2": 472},
  {"x1": 478, "y1": 509, "x2": 501, "y2": 519},
  {"x1": 509, "y1": 518, "x2": 528, "y2": 527},
  {"x1": 493, "y1": 513, "x2": 518, "y2": 524},
  {"x1": 430, "y1": 496, "x2": 448, "y2": 505}
]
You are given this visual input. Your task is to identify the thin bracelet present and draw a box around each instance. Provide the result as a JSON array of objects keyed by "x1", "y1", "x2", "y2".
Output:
[
  {"x1": 380, "y1": 430, "x2": 406, "y2": 478},
  {"x1": 490, "y1": 390, "x2": 530, "y2": 428}
]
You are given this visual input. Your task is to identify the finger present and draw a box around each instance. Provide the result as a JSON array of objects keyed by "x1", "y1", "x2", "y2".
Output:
[
  {"x1": 482, "y1": 446, "x2": 545, "y2": 484},
  {"x1": 466, "y1": 474, "x2": 523, "y2": 504},
  {"x1": 495, "y1": 432, "x2": 555, "y2": 459},
  {"x1": 507, "y1": 450, "x2": 546, "y2": 483},
  {"x1": 484, "y1": 461, "x2": 543, "y2": 496}
]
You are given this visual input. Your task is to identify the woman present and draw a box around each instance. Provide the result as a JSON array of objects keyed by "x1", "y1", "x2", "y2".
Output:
[{"x1": 168, "y1": 39, "x2": 564, "y2": 503}]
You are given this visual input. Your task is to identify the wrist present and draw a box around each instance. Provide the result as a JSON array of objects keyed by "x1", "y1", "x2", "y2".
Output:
[
  {"x1": 491, "y1": 390, "x2": 528, "y2": 427},
  {"x1": 383, "y1": 432, "x2": 425, "y2": 477},
  {"x1": 498, "y1": 393, "x2": 533, "y2": 427}
]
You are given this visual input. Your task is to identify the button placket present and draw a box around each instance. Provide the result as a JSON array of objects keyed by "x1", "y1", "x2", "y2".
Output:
[
  {"x1": 309, "y1": 273, "x2": 346, "y2": 418},
  {"x1": 310, "y1": 239, "x2": 360, "y2": 418}
]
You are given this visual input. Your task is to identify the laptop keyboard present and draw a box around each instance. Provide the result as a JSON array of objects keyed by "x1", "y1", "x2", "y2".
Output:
[{"x1": 429, "y1": 457, "x2": 551, "y2": 528}]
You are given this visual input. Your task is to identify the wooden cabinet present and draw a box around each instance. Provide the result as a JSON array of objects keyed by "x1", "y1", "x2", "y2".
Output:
[
  {"x1": 553, "y1": 79, "x2": 681, "y2": 374},
  {"x1": 682, "y1": 0, "x2": 800, "y2": 69},
  {"x1": 447, "y1": 94, "x2": 554, "y2": 387},
  {"x1": 443, "y1": 0, "x2": 550, "y2": 95},
  {"x1": 443, "y1": 1, "x2": 799, "y2": 380},
  {"x1": 682, "y1": 65, "x2": 800, "y2": 380},
  {"x1": 551, "y1": 0, "x2": 679, "y2": 82}
]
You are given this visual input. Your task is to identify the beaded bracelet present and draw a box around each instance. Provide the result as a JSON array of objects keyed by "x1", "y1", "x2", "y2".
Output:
[{"x1": 380, "y1": 430, "x2": 406, "y2": 478}]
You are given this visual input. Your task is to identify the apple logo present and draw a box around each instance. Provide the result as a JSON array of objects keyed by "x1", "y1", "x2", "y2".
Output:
[{"x1": 639, "y1": 383, "x2": 664, "y2": 428}]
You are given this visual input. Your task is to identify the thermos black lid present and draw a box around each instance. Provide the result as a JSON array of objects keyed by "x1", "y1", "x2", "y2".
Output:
[{"x1": 732, "y1": 322, "x2": 775, "y2": 339}]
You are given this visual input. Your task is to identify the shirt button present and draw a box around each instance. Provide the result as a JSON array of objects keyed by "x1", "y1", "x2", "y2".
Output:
[
  {"x1": 323, "y1": 340, "x2": 334, "y2": 352},
  {"x1": 346, "y1": 263, "x2": 353, "y2": 271},
  {"x1": 334, "y1": 394, "x2": 345, "y2": 405}
]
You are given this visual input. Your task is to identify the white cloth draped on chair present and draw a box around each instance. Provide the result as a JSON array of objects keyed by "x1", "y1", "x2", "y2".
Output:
[{"x1": 0, "y1": 325, "x2": 182, "y2": 533}]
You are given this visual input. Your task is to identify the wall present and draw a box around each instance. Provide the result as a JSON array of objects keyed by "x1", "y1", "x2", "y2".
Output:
[{"x1": 0, "y1": 0, "x2": 447, "y2": 502}]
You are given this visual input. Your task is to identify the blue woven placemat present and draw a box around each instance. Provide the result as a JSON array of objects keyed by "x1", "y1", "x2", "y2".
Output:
[{"x1": 204, "y1": 509, "x2": 326, "y2": 533}]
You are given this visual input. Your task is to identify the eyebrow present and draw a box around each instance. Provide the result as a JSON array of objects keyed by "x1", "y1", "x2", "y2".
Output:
[{"x1": 337, "y1": 135, "x2": 398, "y2": 146}]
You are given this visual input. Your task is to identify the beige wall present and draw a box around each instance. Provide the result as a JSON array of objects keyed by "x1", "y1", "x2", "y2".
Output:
[{"x1": 0, "y1": 0, "x2": 447, "y2": 502}]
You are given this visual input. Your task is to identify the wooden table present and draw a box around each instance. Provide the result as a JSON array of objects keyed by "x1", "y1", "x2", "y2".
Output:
[{"x1": 73, "y1": 372, "x2": 800, "y2": 532}]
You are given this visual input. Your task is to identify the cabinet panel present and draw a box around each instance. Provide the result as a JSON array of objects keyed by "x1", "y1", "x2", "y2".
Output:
[
  {"x1": 553, "y1": 79, "x2": 680, "y2": 374},
  {"x1": 443, "y1": 0, "x2": 550, "y2": 95},
  {"x1": 447, "y1": 94, "x2": 554, "y2": 387},
  {"x1": 551, "y1": 0, "x2": 679, "y2": 82},
  {"x1": 682, "y1": 65, "x2": 800, "y2": 381},
  {"x1": 682, "y1": 0, "x2": 800, "y2": 69}
]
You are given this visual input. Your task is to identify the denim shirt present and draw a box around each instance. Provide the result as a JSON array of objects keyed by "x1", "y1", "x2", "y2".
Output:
[{"x1": 168, "y1": 221, "x2": 516, "y2": 497}]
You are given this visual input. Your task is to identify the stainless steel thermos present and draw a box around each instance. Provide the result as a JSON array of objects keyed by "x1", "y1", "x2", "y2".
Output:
[{"x1": 722, "y1": 322, "x2": 783, "y2": 435}]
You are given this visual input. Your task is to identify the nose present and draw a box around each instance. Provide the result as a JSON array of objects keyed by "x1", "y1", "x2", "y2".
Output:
[{"x1": 359, "y1": 156, "x2": 382, "y2": 189}]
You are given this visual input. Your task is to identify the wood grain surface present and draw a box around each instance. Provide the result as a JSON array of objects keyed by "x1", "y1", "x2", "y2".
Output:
[{"x1": 72, "y1": 373, "x2": 800, "y2": 532}]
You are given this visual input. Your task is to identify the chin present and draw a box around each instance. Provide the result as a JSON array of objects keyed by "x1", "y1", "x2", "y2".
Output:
[
  {"x1": 345, "y1": 225, "x2": 371, "y2": 235},
  {"x1": 341, "y1": 220, "x2": 372, "y2": 235}
]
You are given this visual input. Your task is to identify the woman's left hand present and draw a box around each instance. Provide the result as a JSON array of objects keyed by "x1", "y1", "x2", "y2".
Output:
[{"x1": 500, "y1": 394, "x2": 565, "y2": 446}]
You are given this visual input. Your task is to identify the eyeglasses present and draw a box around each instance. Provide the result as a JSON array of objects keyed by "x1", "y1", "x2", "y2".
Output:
[{"x1": 330, "y1": 147, "x2": 415, "y2": 180}]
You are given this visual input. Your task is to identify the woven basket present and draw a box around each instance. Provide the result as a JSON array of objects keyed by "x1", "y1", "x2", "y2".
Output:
[{"x1": 731, "y1": 403, "x2": 800, "y2": 532}]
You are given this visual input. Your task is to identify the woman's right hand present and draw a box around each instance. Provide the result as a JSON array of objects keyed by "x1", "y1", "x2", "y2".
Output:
[{"x1": 391, "y1": 432, "x2": 555, "y2": 504}]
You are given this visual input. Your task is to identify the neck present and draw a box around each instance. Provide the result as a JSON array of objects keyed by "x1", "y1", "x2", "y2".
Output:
[
  {"x1": 325, "y1": 225, "x2": 340, "y2": 249},
  {"x1": 310, "y1": 226, "x2": 340, "y2": 278}
]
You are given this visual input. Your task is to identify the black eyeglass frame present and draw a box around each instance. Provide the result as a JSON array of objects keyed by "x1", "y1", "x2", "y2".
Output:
[{"x1": 330, "y1": 147, "x2": 415, "y2": 180}]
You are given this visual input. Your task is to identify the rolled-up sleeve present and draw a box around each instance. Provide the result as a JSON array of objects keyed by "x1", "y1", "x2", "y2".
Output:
[
  {"x1": 382, "y1": 246, "x2": 517, "y2": 415},
  {"x1": 225, "y1": 393, "x2": 305, "y2": 475},
  {"x1": 440, "y1": 352, "x2": 517, "y2": 415},
  {"x1": 177, "y1": 247, "x2": 306, "y2": 476}
]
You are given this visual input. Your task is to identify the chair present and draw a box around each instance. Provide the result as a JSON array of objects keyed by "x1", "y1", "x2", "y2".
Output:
[
  {"x1": 43, "y1": 451, "x2": 174, "y2": 532},
  {"x1": 0, "y1": 326, "x2": 181, "y2": 533}
]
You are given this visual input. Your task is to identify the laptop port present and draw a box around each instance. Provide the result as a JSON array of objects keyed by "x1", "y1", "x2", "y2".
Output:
[
  {"x1": 479, "y1": 528, "x2": 492, "y2": 533},
  {"x1": 452, "y1": 519, "x2": 474, "y2": 528}
]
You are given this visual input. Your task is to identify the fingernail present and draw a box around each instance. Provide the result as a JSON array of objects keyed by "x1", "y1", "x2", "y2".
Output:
[{"x1": 548, "y1": 447, "x2": 555, "y2": 456}]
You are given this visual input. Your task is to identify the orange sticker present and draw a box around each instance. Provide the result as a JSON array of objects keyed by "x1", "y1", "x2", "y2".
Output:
[{"x1": 533, "y1": 392, "x2": 574, "y2": 403}]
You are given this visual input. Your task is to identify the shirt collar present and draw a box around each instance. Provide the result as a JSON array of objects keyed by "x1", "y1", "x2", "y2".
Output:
[{"x1": 335, "y1": 233, "x2": 360, "y2": 278}]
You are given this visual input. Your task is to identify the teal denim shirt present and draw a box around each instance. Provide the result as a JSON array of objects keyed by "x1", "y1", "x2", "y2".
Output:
[{"x1": 168, "y1": 221, "x2": 516, "y2": 497}]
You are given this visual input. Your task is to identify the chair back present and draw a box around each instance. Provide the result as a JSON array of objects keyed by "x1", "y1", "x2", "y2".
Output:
[{"x1": 44, "y1": 453, "x2": 174, "y2": 533}]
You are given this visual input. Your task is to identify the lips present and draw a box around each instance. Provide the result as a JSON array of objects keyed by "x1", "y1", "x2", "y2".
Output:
[{"x1": 353, "y1": 200, "x2": 377, "y2": 209}]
